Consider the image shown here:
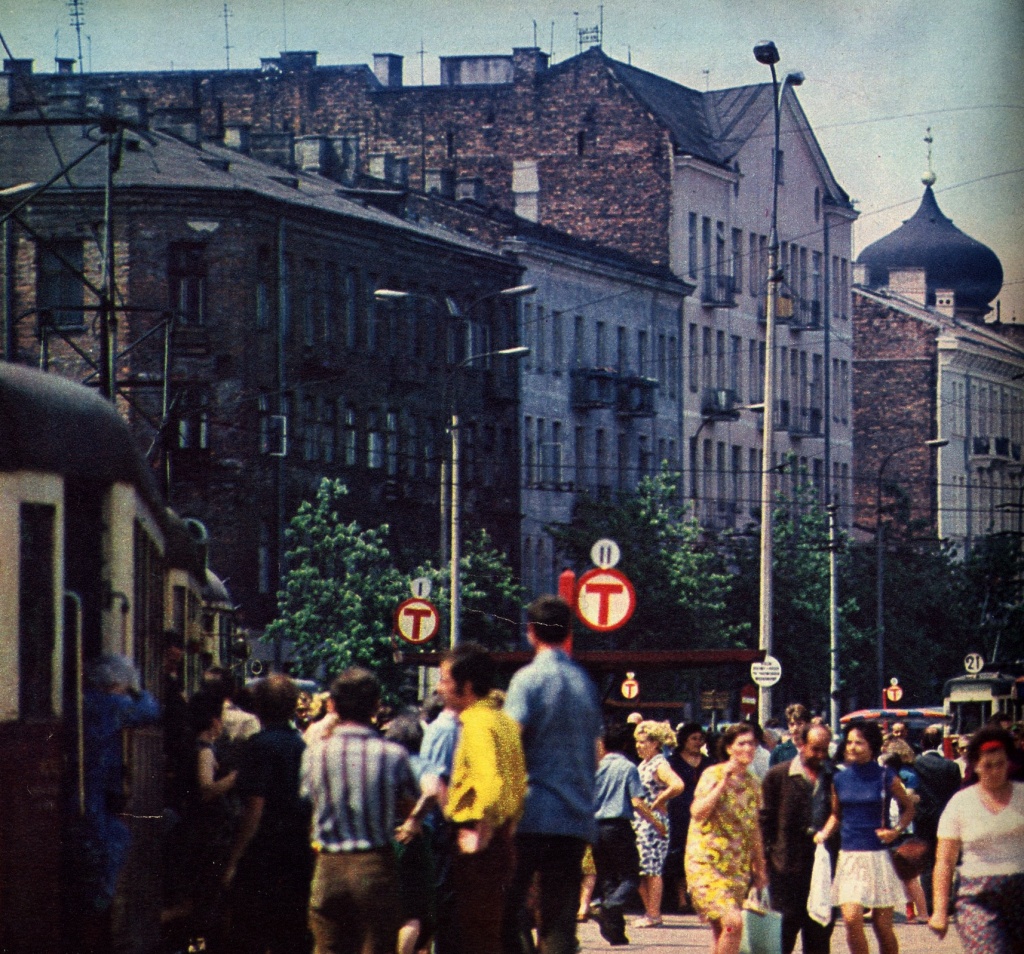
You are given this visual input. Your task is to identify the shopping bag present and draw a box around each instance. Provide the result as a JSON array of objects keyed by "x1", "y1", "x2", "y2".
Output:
[
  {"x1": 807, "y1": 843, "x2": 833, "y2": 926},
  {"x1": 739, "y1": 888, "x2": 782, "y2": 954}
]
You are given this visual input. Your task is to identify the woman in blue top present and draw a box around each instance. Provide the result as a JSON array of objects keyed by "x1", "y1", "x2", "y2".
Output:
[{"x1": 815, "y1": 721, "x2": 915, "y2": 954}]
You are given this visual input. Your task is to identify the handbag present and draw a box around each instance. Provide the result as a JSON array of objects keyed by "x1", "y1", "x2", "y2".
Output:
[
  {"x1": 806, "y1": 842, "x2": 833, "y2": 926},
  {"x1": 889, "y1": 834, "x2": 928, "y2": 881},
  {"x1": 739, "y1": 888, "x2": 783, "y2": 954}
]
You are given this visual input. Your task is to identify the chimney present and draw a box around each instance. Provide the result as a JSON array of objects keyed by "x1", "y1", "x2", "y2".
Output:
[
  {"x1": 888, "y1": 267, "x2": 927, "y2": 306},
  {"x1": 456, "y1": 176, "x2": 485, "y2": 204},
  {"x1": 117, "y1": 96, "x2": 149, "y2": 128},
  {"x1": 935, "y1": 289, "x2": 956, "y2": 317},
  {"x1": 424, "y1": 168, "x2": 455, "y2": 200},
  {"x1": 512, "y1": 47, "x2": 548, "y2": 84},
  {"x1": 852, "y1": 262, "x2": 869, "y2": 286},
  {"x1": 152, "y1": 105, "x2": 202, "y2": 145},
  {"x1": 328, "y1": 136, "x2": 359, "y2": 185},
  {"x1": 55, "y1": 57, "x2": 76, "y2": 75},
  {"x1": 3, "y1": 59, "x2": 33, "y2": 75},
  {"x1": 223, "y1": 123, "x2": 251, "y2": 154},
  {"x1": 278, "y1": 51, "x2": 317, "y2": 71},
  {"x1": 373, "y1": 54, "x2": 403, "y2": 88},
  {"x1": 295, "y1": 135, "x2": 331, "y2": 175}
]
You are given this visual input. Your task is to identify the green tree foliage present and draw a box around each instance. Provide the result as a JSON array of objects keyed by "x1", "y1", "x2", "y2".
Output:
[
  {"x1": 549, "y1": 468, "x2": 746, "y2": 651},
  {"x1": 266, "y1": 479, "x2": 524, "y2": 697},
  {"x1": 723, "y1": 486, "x2": 867, "y2": 715}
]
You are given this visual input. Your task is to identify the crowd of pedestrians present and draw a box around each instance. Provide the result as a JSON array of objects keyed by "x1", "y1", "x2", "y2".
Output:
[{"x1": 79, "y1": 607, "x2": 1020, "y2": 954}]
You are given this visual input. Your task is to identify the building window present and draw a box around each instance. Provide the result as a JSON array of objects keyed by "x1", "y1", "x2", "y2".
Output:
[
  {"x1": 385, "y1": 411, "x2": 398, "y2": 477},
  {"x1": 730, "y1": 335, "x2": 741, "y2": 395},
  {"x1": 302, "y1": 259, "x2": 317, "y2": 346},
  {"x1": 366, "y1": 275, "x2": 379, "y2": 351},
  {"x1": 367, "y1": 410, "x2": 383, "y2": 469},
  {"x1": 574, "y1": 425, "x2": 585, "y2": 487},
  {"x1": 637, "y1": 330, "x2": 647, "y2": 377},
  {"x1": 345, "y1": 270, "x2": 358, "y2": 349},
  {"x1": 177, "y1": 390, "x2": 210, "y2": 450},
  {"x1": 668, "y1": 336, "x2": 677, "y2": 398},
  {"x1": 702, "y1": 217, "x2": 712, "y2": 299},
  {"x1": 688, "y1": 212, "x2": 698, "y2": 280},
  {"x1": 688, "y1": 324, "x2": 699, "y2": 393},
  {"x1": 574, "y1": 314, "x2": 584, "y2": 367},
  {"x1": 37, "y1": 238, "x2": 85, "y2": 329},
  {"x1": 256, "y1": 249, "x2": 272, "y2": 332},
  {"x1": 702, "y1": 326, "x2": 713, "y2": 390},
  {"x1": 552, "y1": 310, "x2": 564, "y2": 372},
  {"x1": 716, "y1": 330, "x2": 726, "y2": 388},
  {"x1": 321, "y1": 398, "x2": 336, "y2": 463},
  {"x1": 595, "y1": 321, "x2": 606, "y2": 366},
  {"x1": 617, "y1": 326, "x2": 628, "y2": 373},
  {"x1": 258, "y1": 522, "x2": 273, "y2": 594},
  {"x1": 732, "y1": 227, "x2": 743, "y2": 292},
  {"x1": 343, "y1": 405, "x2": 357, "y2": 465},
  {"x1": 168, "y1": 242, "x2": 207, "y2": 326},
  {"x1": 748, "y1": 232, "x2": 759, "y2": 297}
]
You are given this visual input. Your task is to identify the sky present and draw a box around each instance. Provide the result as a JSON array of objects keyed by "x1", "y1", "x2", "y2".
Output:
[{"x1": 4, "y1": 0, "x2": 1023, "y2": 322}]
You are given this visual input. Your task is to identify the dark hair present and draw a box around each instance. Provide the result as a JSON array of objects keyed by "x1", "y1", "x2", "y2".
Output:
[
  {"x1": 421, "y1": 690, "x2": 446, "y2": 723},
  {"x1": 250, "y1": 673, "x2": 298, "y2": 724},
  {"x1": 527, "y1": 595, "x2": 572, "y2": 645},
  {"x1": 966, "y1": 725, "x2": 1015, "y2": 765},
  {"x1": 785, "y1": 703, "x2": 810, "y2": 724},
  {"x1": 719, "y1": 722, "x2": 756, "y2": 759},
  {"x1": 844, "y1": 720, "x2": 884, "y2": 758},
  {"x1": 442, "y1": 642, "x2": 495, "y2": 698},
  {"x1": 188, "y1": 690, "x2": 224, "y2": 735},
  {"x1": 603, "y1": 722, "x2": 635, "y2": 755},
  {"x1": 330, "y1": 667, "x2": 381, "y2": 724},
  {"x1": 921, "y1": 725, "x2": 946, "y2": 752},
  {"x1": 675, "y1": 722, "x2": 705, "y2": 746},
  {"x1": 384, "y1": 714, "x2": 424, "y2": 755},
  {"x1": 201, "y1": 666, "x2": 238, "y2": 704}
]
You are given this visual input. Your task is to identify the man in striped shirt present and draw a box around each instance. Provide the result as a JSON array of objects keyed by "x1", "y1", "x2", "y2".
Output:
[{"x1": 300, "y1": 667, "x2": 419, "y2": 954}]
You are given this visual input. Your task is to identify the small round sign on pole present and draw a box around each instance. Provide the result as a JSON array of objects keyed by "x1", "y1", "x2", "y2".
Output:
[
  {"x1": 590, "y1": 538, "x2": 621, "y2": 570},
  {"x1": 620, "y1": 671, "x2": 639, "y2": 700},
  {"x1": 750, "y1": 655, "x2": 782, "y2": 688},
  {"x1": 575, "y1": 567, "x2": 636, "y2": 631},
  {"x1": 394, "y1": 598, "x2": 440, "y2": 645},
  {"x1": 964, "y1": 652, "x2": 985, "y2": 675}
]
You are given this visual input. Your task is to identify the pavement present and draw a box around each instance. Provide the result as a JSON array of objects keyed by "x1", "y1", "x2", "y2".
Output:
[{"x1": 575, "y1": 912, "x2": 963, "y2": 952}]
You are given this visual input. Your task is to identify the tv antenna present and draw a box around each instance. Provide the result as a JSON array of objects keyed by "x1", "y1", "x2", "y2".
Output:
[
  {"x1": 68, "y1": 0, "x2": 86, "y2": 74},
  {"x1": 222, "y1": 2, "x2": 233, "y2": 69}
]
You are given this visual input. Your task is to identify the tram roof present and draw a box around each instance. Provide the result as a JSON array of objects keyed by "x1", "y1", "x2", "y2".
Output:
[{"x1": 0, "y1": 362, "x2": 161, "y2": 505}]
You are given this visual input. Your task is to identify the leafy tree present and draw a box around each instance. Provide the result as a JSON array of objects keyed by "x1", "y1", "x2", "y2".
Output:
[
  {"x1": 266, "y1": 479, "x2": 525, "y2": 697},
  {"x1": 723, "y1": 487, "x2": 868, "y2": 716},
  {"x1": 549, "y1": 467, "x2": 746, "y2": 651}
]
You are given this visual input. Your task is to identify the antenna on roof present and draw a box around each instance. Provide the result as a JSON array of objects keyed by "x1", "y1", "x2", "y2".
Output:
[
  {"x1": 600, "y1": 4, "x2": 604, "y2": 48},
  {"x1": 533, "y1": 19, "x2": 538, "y2": 47},
  {"x1": 282, "y1": 0, "x2": 288, "y2": 51},
  {"x1": 702, "y1": 68, "x2": 710, "y2": 91},
  {"x1": 68, "y1": 0, "x2": 85, "y2": 75},
  {"x1": 550, "y1": 21, "x2": 555, "y2": 60},
  {"x1": 419, "y1": 38, "x2": 425, "y2": 85},
  {"x1": 222, "y1": 3, "x2": 233, "y2": 70}
]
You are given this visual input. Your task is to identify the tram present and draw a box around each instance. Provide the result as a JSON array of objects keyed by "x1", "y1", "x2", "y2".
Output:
[
  {"x1": 0, "y1": 362, "x2": 232, "y2": 953},
  {"x1": 943, "y1": 661, "x2": 1024, "y2": 736}
]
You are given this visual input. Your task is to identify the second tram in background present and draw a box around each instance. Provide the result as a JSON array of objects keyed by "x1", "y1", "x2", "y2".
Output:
[{"x1": 943, "y1": 659, "x2": 1024, "y2": 739}]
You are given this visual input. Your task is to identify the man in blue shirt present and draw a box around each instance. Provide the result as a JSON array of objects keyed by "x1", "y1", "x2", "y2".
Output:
[
  {"x1": 592, "y1": 722, "x2": 658, "y2": 947},
  {"x1": 502, "y1": 595, "x2": 602, "y2": 954}
]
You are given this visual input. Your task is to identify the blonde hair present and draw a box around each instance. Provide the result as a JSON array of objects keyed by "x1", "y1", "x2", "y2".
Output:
[{"x1": 634, "y1": 719, "x2": 677, "y2": 748}]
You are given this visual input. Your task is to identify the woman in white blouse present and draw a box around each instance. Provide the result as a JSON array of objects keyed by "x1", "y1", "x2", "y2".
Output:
[{"x1": 928, "y1": 725, "x2": 1024, "y2": 953}]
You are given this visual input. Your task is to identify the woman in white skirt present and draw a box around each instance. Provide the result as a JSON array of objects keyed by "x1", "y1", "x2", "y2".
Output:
[{"x1": 814, "y1": 721, "x2": 915, "y2": 954}]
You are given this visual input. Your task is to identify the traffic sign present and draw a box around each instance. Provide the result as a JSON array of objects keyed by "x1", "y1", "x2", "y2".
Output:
[
  {"x1": 575, "y1": 567, "x2": 636, "y2": 631},
  {"x1": 410, "y1": 577, "x2": 432, "y2": 599},
  {"x1": 964, "y1": 652, "x2": 985, "y2": 675},
  {"x1": 394, "y1": 598, "x2": 440, "y2": 645},
  {"x1": 620, "y1": 671, "x2": 639, "y2": 700},
  {"x1": 591, "y1": 538, "x2": 621, "y2": 569},
  {"x1": 750, "y1": 655, "x2": 782, "y2": 687},
  {"x1": 739, "y1": 683, "x2": 759, "y2": 718},
  {"x1": 885, "y1": 684, "x2": 904, "y2": 703}
]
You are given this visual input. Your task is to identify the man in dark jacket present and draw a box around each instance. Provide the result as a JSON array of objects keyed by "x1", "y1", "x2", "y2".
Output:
[
  {"x1": 912, "y1": 724, "x2": 962, "y2": 909},
  {"x1": 761, "y1": 723, "x2": 837, "y2": 954}
]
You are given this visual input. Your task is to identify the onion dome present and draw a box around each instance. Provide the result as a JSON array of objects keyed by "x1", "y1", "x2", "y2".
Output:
[{"x1": 857, "y1": 182, "x2": 1003, "y2": 316}]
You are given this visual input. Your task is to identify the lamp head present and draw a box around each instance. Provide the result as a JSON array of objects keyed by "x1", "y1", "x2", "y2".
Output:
[
  {"x1": 499, "y1": 284, "x2": 537, "y2": 298},
  {"x1": 374, "y1": 289, "x2": 409, "y2": 301},
  {"x1": 926, "y1": 438, "x2": 949, "y2": 449},
  {"x1": 785, "y1": 71, "x2": 805, "y2": 87},
  {"x1": 753, "y1": 40, "x2": 780, "y2": 66}
]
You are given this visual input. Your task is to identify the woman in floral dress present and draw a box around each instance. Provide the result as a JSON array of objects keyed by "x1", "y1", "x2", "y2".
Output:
[
  {"x1": 631, "y1": 721, "x2": 685, "y2": 927},
  {"x1": 685, "y1": 722, "x2": 768, "y2": 954}
]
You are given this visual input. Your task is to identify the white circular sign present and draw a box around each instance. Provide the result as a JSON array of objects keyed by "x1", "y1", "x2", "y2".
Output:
[
  {"x1": 890, "y1": 677, "x2": 900, "y2": 686},
  {"x1": 750, "y1": 655, "x2": 782, "y2": 687},
  {"x1": 590, "y1": 538, "x2": 621, "y2": 570},
  {"x1": 964, "y1": 652, "x2": 985, "y2": 675},
  {"x1": 411, "y1": 576, "x2": 432, "y2": 599}
]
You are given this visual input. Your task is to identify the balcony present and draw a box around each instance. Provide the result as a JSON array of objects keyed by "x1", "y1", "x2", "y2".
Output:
[
  {"x1": 700, "y1": 387, "x2": 741, "y2": 421},
  {"x1": 971, "y1": 435, "x2": 991, "y2": 459},
  {"x1": 788, "y1": 406, "x2": 823, "y2": 438},
  {"x1": 571, "y1": 367, "x2": 619, "y2": 409},
  {"x1": 974, "y1": 435, "x2": 1023, "y2": 468},
  {"x1": 789, "y1": 298, "x2": 822, "y2": 331},
  {"x1": 701, "y1": 275, "x2": 738, "y2": 309},
  {"x1": 617, "y1": 375, "x2": 658, "y2": 417}
]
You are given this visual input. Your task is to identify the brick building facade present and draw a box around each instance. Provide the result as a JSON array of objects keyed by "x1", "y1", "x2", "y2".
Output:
[{"x1": 0, "y1": 107, "x2": 524, "y2": 626}]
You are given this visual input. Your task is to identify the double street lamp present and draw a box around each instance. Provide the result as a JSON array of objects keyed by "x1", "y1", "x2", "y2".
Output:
[
  {"x1": 753, "y1": 40, "x2": 804, "y2": 724},
  {"x1": 374, "y1": 284, "x2": 534, "y2": 647},
  {"x1": 874, "y1": 437, "x2": 948, "y2": 703}
]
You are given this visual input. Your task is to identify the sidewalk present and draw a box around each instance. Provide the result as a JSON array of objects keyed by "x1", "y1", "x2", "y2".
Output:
[{"x1": 576, "y1": 912, "x2": 964, "y2": 952}]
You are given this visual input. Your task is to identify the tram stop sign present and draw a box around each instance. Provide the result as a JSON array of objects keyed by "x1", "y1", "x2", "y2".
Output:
[
  {"x1": 750, "y1": 655, "x2": 782, "y2": 687},
  {"x1": 575, "y1": 567, "x2": 636, "y2": 631},
  {"x1": 620, "y1": 671, "x2": 639, "y2": 700},
  {"x1": 394, "y1": 598, "x2": 440, "y2": 645}
]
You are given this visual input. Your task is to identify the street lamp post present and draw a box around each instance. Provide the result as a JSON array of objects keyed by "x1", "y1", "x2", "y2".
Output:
[
  {"x1": 450, "y1": 345, "x2": 530, "y2": 647},
  {"x1": 753, "y1": 40, "x2": 804, "y2": 725},
  {"x1": 874, "y1": 438, "x2": 948, "y2": 702},
  {"x1": 375, "y1": 284, "x2": 535, "y2": 647}
]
